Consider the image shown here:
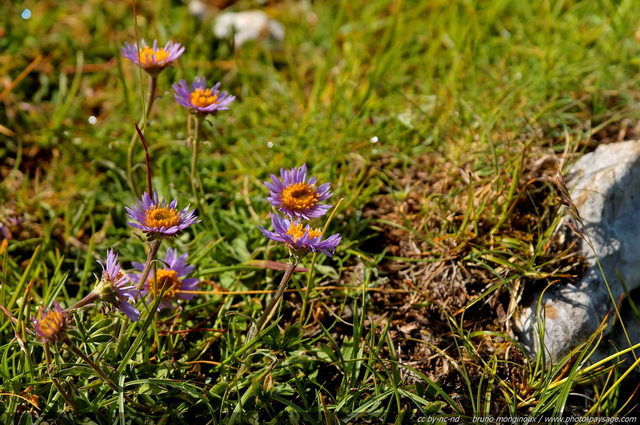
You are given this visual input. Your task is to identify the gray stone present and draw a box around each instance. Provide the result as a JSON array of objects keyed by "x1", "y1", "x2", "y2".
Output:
[
  {"x1": 515, "y1": 140, "x2": 640, "y2": 363},
  {"x1": 213, "y1": 11, "x2": 285, "y2": 47}
]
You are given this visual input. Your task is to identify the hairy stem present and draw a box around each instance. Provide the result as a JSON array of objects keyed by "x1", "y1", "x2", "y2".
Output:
[
  {"x1": 134, "y1": 239, "x2": 163, "y2": 292},
  {"x1": 67, "y1": 291, "x2": 99, "y2": 312},
  {"x1": 45, "y1": 343, "x2": 77, "y2": 411},
  {"x1": 190, "y1": 116, "x2": 219, "y2": 236},
  {"x1": 190, "y1": 116, "x2": 202, "y2": 200},
  {"x1": 116, "y1": 238, "x2": 162, "y2": 350},
  {"x1": 300, "y1": 198, "x2": 343, "y2": 326},
  {"x1": 63, "y1": 337, "x2": 146, "y2": 409},
  {"x1": 246, "y1": 260, "x2": 298, "y2": 343}
]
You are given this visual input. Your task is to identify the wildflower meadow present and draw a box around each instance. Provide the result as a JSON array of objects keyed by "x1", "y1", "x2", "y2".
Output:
[{"x1": 2, "y1": 0, "x2": 640, "y2": 424}]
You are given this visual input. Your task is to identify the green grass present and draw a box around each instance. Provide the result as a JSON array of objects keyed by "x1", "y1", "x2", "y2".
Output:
[{"x1": 2, "y1": 0, "x2": 640, "y2": 423}]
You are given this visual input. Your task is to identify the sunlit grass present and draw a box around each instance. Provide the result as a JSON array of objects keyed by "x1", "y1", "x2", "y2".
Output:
[{"x1": 2, "y1": 0, "x2": 640, "y2": 422}]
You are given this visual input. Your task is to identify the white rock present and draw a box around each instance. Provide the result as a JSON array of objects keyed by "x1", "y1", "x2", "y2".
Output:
[
  {"x1": 515, "y1": 140, "x2": 640, "y2": 363},
  {"x1": 214, "y1": 10, "x2": 285, "y2": 47},
  {"x1": 188, "y1": 0, "x2": 209, "y2": 20}
]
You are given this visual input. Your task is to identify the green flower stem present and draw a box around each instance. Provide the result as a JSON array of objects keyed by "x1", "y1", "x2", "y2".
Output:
[
  {"x1": 190, "y1": 116, "x2": 202, "y2": 199},
  {"x1": 45, "y1": 342, "x2": 77, "y2": 411},
  {"x1": 62, "y1": 337, "x2": 146, "y2": 410},
  {"x1": 127, "y1": 76, "x2": 158, "y2": 198},
  {"x1": 116, "y1": 238, "x2": 162, "y2": 349},
  {"x1": 190, "y1": 116, "x2": 219, "y2": 237},
  {"x1": 299, "y1": 197, "x2": 344, "y2": 326},
  {"x1": 134, "y1": 239, "x2": 163, "y2": 292},
  {"x1": 246, "y1": 259, "x2": 298, "y2": 343},
  {"x1": 298, "y1": 252, "x2": 317, "y2": 327},
  {"x1": 115, "y1": 277, "x2": 167, "y2": 376},
  {"x1": 226, "y1": 261, "x2": 297, "y2": 390}
]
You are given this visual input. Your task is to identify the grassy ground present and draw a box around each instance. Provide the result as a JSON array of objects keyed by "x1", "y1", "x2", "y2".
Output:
[{"x1": 2, "y1": 0, "x2": 640, "y2": 423}]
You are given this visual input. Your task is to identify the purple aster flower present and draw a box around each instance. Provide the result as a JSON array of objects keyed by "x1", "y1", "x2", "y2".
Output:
[
  {"x1": 0, "y1": 215, "x2": 22, "y2": 240},
  {"x1": 95, "y1": 249, "x2": 140, "y2": 321},
  {"x1": 125, "y1": 190, "x2": 201, "y2": 240},
  {"x1": 265, "y1": 164, "x2": 332, "y2": 220},
  {"x1": 173, "y1": 77, "x2": 235, "y2": 116},
  {"x1": 33, "y1": 302, "x2": 67, "y2": 343},
  {"x1": 121, "y1": 39, "x2": 185, "y2": 75},
  {"x1": 131, "y1": 248, "x2": 200, "y2": 310},
  {"x1": 258, "y1": 213, "x2": 341, "y2": 259}
]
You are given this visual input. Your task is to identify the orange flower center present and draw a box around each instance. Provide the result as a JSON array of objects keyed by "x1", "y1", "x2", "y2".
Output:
[
  {"x1": 139, "y1": 46, "x2": 169, "y2": 67},
  {"x1": 145, "y1": 206, "x2": 180, "y2": 229},
  {"x1": 104, "y1": 270, "x2": 125, "y2": 282},
  {"x1": 281, "y1": 183, "x2": 319, "y2": 212},
  {"x1": 148, "y1": 269, "x2": 181, "y2": 299},
  {"x1": 38, "y1": 310, "x2": 63, "y2": 339},
  {"x1": 286, "y1": 223, "x2": 322, "y2": 242},
  {"x1": 190, "y1": 88, "x2": 219, "y2": 108}
]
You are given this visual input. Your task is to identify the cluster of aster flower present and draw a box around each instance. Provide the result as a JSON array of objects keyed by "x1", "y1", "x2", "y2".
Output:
[
  {"x1": 259, "y1": 164, "x2": 341, "y2": 260},
  {"x1": 120, "y1": 39, "x2": 235, "y2": 117},
  {"x1": 33, "y1": 193, "x2": 202, "y2": 343},
  {"x1": 116, "y1": 189, "x2": 203, "y2": 312},
  {"x1": 32, "y1": 39, "x2": 341, "y2": 349},
  {"x1": 33, "y1": 37, "x2": 235, "y2": 343},
  {"x1": 97, "y1": 191, "x2": 203, "y2": 318}
]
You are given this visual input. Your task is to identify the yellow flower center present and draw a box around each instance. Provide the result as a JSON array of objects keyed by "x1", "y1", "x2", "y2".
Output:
[
  {"x1": 190, "y1": 88, "x2": 219, "y2": 108},
  {"x1": 148, "y1": 269, "x2": 181, "y2": 299},
  {"x1": 38, "y1": 310, "x2": 63, "y2": 339},
  {"x1": 286, "y1": 223, "x2": 322, "y2": 242},
  {"x1": 281, "y1": 183, "x2": 319, "y2": 212},
  {"x1": 145, "y1": 206, "x2": 180, "y2": 229},
  {"x1": 139, "y1": 46, "x2": 169, "y2": 67}
]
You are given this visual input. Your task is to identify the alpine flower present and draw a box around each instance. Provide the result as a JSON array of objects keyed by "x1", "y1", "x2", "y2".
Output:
[
  {"x1": 0, "y1": 215, "x2": 20, "y2": 240},
  {"x1": 265, "y1": 164, "x2": 332, "y2": 220},
  {"x1": 173, "y1": 77, "x2": 235, "y2": 116},
  {"x1": 33, "y1": 302, "x2": 67, "y2": 343},
  {"x1": 258, "y1": 213, "x2": 341, "y2": 259},
  {"x1": 94, "y1": 249, "x2": 141, "y2": 321},
  {"x1": 126, "y1": 190, "x2": 200, "y2": 240},
  {"x1": 121, "y1": 39, "x2": 185, "y2": 75},
  {"x1": 131, "y1": 248, "x2": 199, "y2": 310}
]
